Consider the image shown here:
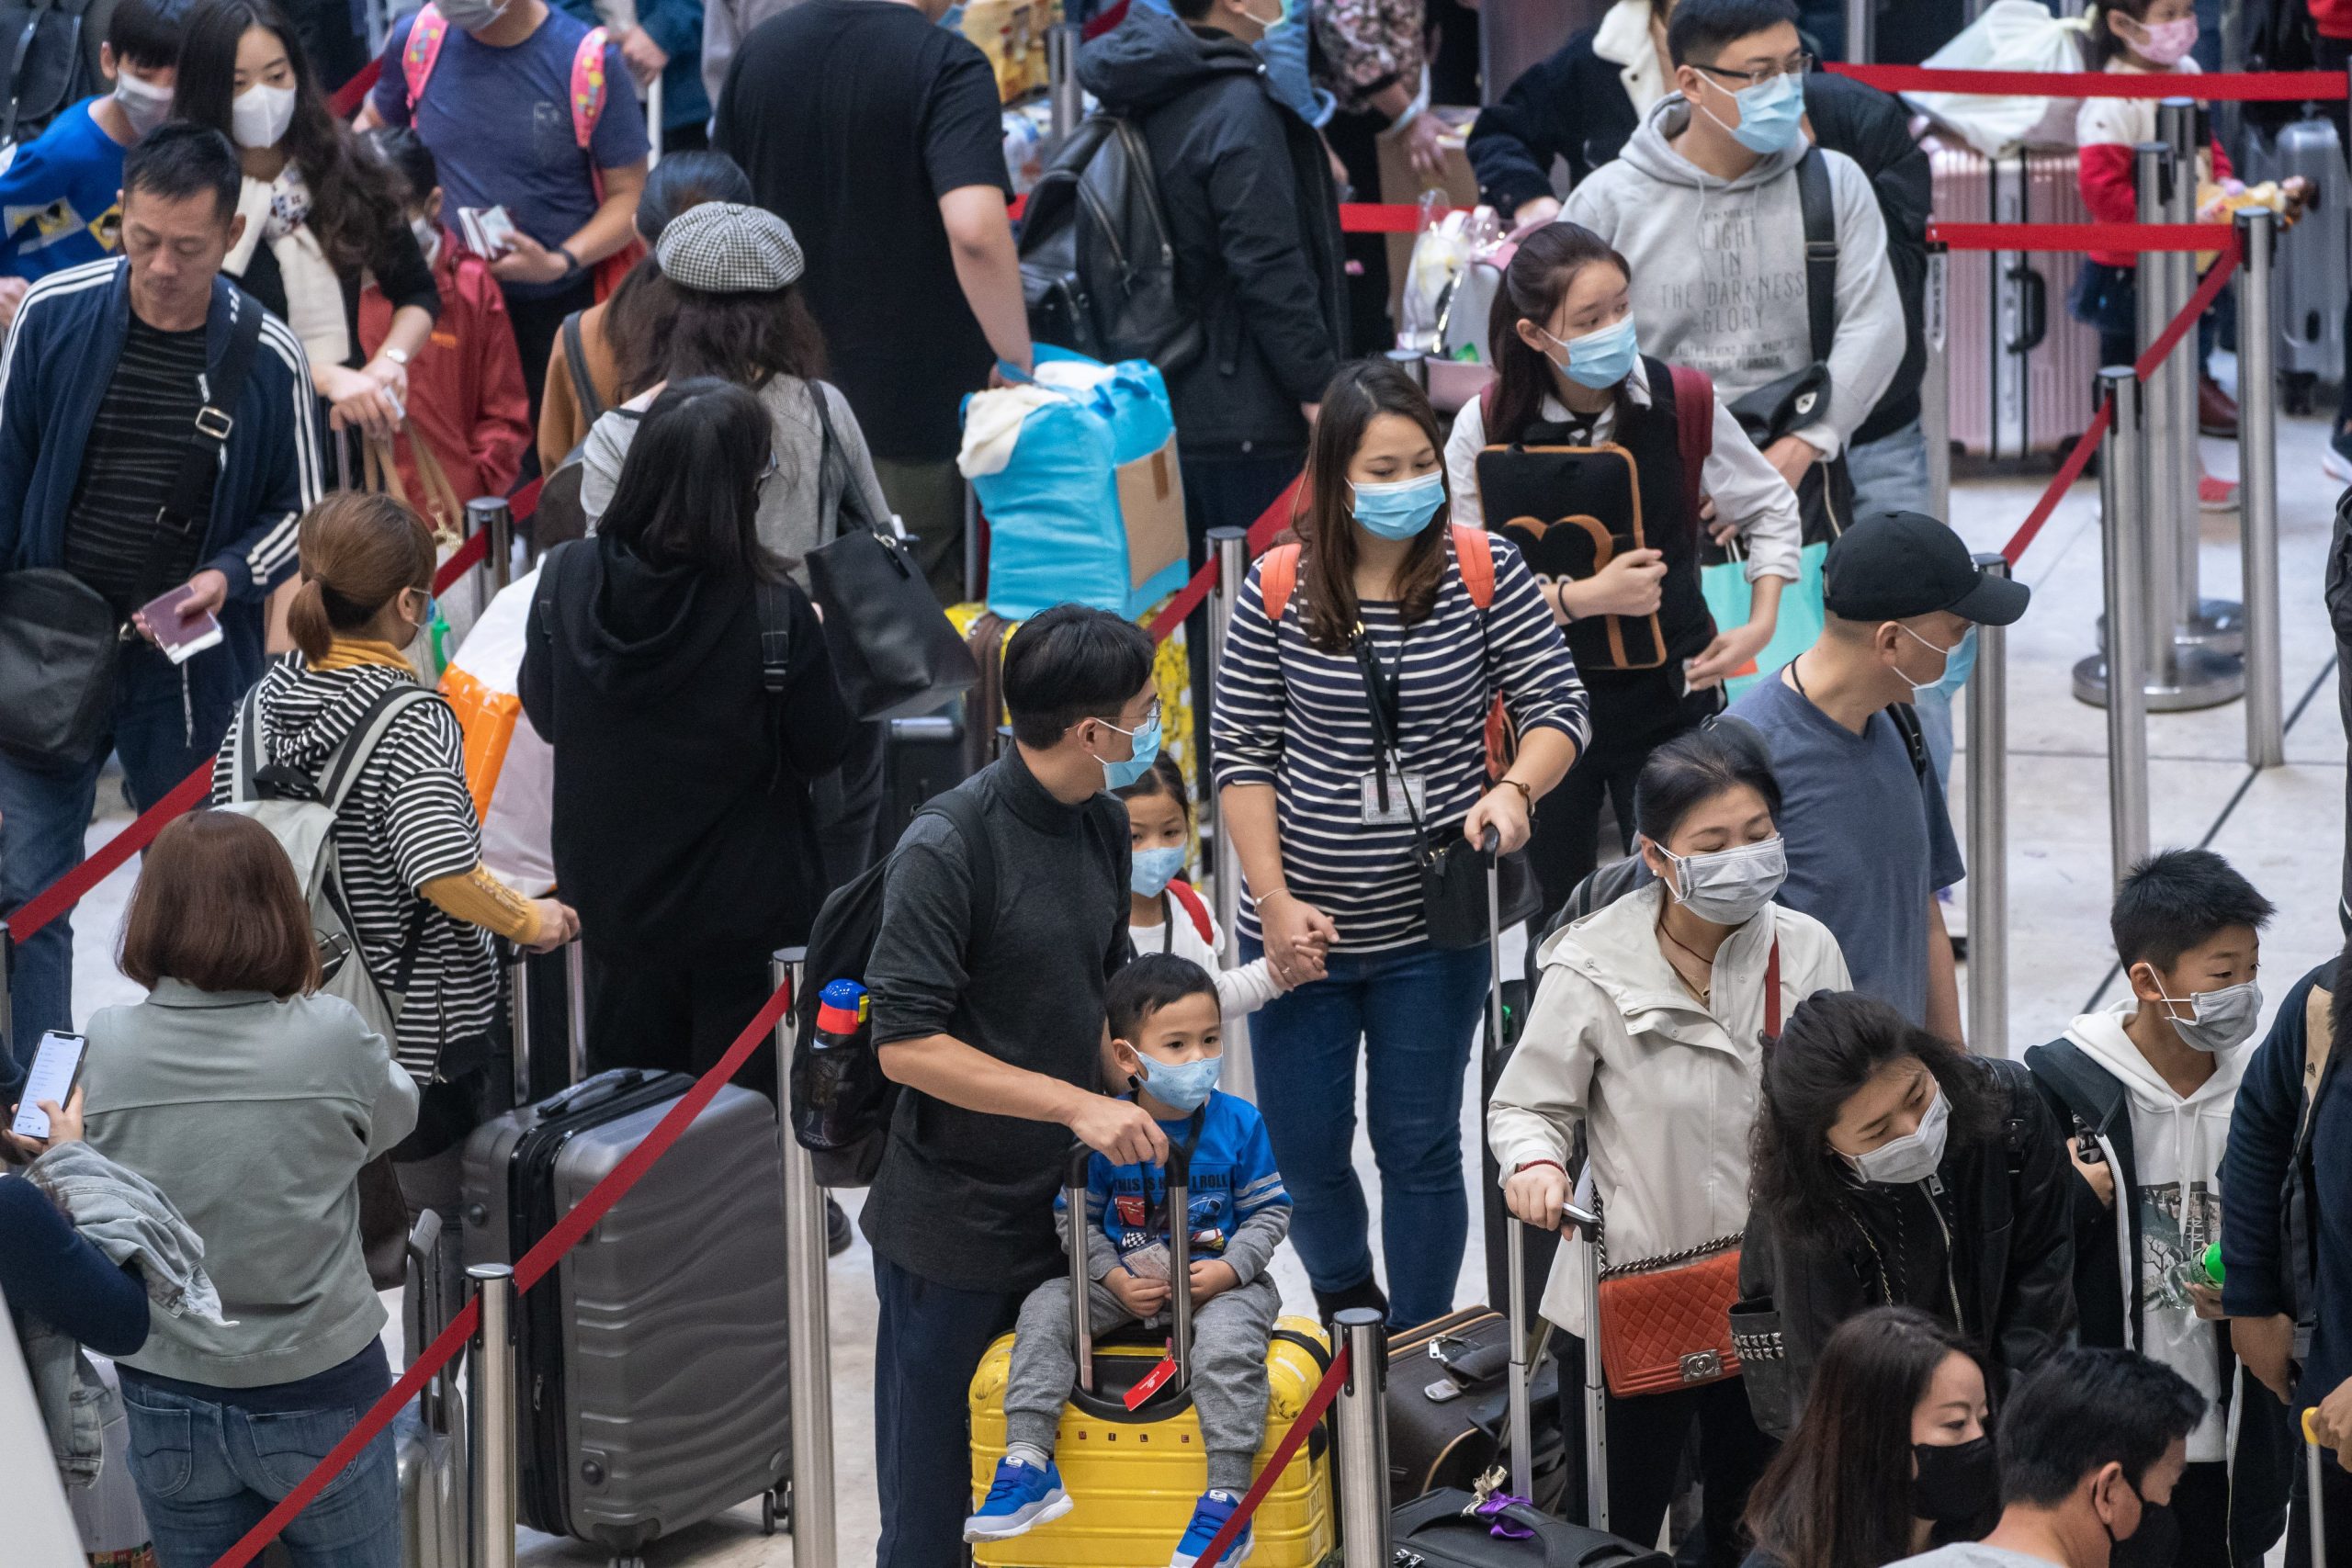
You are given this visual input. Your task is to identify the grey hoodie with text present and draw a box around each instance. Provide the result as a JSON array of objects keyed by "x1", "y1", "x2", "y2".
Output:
[{"x1": 1562, "y1": 96, "x2": 1905, "y2": 459}]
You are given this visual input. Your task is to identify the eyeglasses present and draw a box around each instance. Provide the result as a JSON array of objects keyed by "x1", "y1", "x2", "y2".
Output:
[
  {"x1": 1082, "y1": 698, "x2": 1162, "y2": 739},
  {"x1": 1692, "y1": 51, "x2": 1813, "y2": 89}
]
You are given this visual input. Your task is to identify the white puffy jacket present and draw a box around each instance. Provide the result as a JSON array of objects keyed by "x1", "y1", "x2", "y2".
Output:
[{"x1": 1487, "y1": 881, "x2": 1849, "y2": 1335}]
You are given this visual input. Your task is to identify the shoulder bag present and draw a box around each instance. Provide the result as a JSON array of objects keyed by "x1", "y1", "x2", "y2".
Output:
[{"x1": 0, "y1": 297, "x2": 264, "y2": 763}]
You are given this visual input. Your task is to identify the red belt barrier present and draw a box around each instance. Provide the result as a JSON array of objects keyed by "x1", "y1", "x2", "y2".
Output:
[
  {"x1": 1080, "y1": 0, "x2": 1128, "y2": 39},
  {"x1": 328, "y1": 56, "x2": 381, "y2": 119},
  {"x1": 1144, "y1": 475, "x2": 1300, "y2": 644},
  {"x1": 1192, "y1": 1342, "x2": 1352, "y2": 1568},
  {"x1": 208, "y1": 981, "x2": 797, "y2": 1568},
  {"x1": 1929, "y1": 220, "x2": 2233, "y2": 253},
  {"x1": 434, "y1": 530, "x2": 488, "y2": 595},
  {"x1": 1829, "y1": 62, "x2": 2349, "y2": 100}
]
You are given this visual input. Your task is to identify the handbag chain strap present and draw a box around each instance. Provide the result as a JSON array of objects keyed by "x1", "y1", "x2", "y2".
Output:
[{"x1": 1589, "y1": 1190, "x2": 1741, "y2": 1280}]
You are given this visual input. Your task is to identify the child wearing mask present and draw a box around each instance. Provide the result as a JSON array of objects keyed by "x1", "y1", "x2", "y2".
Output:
[
  {"x1": 967, "y1": 953, "x2": 1293, "y2": 1568},
  {"x1": 0, "y1": 0, "x2": 187, "y2": 317},
  {"x1": 2026, "y1": 849, "x2": 2293, "y2": 1568},
  {"x1": 1117, "y1": 753, "x2": 1291, "y2": 1019}
]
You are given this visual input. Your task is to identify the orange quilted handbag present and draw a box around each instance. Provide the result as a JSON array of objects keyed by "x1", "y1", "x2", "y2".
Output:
[{"x1": 1590, "y1": 939, "x2": 1781, "y2": 1397}]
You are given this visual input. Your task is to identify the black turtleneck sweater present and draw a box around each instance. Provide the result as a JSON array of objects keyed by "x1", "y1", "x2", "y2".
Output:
[{"x1": 860, "y1": 746, "x2": 1132, "y2": 1292}]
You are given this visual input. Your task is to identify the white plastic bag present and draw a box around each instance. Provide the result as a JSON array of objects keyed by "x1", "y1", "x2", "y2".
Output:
[
  {"x1": 1905, "y1": 0, "x2": 2091, "y2": 156},
  {"x1": 439, "y1": 567, "x2": 556, "y2": 896}
]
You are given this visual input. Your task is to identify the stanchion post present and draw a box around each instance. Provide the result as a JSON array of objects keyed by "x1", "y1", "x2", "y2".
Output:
[
  {"x1": 1208, "y1": 525, "x2": 1256, "y2": 1100},
  {"x1": 1923, "y1": 244, "x2": 1951, "y2": 526},
  {"x1": 771, "y1": 949, "x2": 837, "y2": 1568},
  {"x1": 1332, "y1": 1311, "x2": 1391, "y2": 1568},
  {"x1": 562, "y1": 942, "x2": 586, "y2": 1087},
  {"x1": 468, "y1": 496, "x2": 513, "y2": 595},
  {"x1": 467, "y1": 1264, "x2": 517, "y2": 1568},
  {"x1": 1047, "y1": 22, "x2": 1082, "y2": 145},
  {"x1": 1964, "y1": 554, "x2": 2010, "y2": 1057},
  {"x1": 1843, "y1": 0, "x2": 1871, "y2": 62},
  {"x1": 2237, "y1": 205, "x2": 2285, "y2": 767},
  {"x1": 2100, "y1": 372, "x2": 2153, "y2": 885},
  {"x1": 2133, "y1": 141, "x2": 2186, "y2": 682},
  {"x1": 2159, "y1": 97, "x2": 2237, "y2": 650}
]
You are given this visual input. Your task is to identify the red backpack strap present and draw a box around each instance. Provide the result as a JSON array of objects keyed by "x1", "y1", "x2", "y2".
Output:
[
  {"x1": 1668, "y1": 364, "x2": 1715, "y2": 528},
  {"x1": 1261, "y1": 542, "x2": 1300, "y2": 624},
  {"x1": 1450, "y1": 521, "x2": 1495, "y2": 610},
  {"x1": 1477, "y1": 378, "x2": 1498, "y2": 425},
  {"x1": 1763, "y1": 936, "x2": 1783, "y2": 1043},
  {"x1": 1167, "y1": 879, "x2": 1215, "y2": 946},
  {"x1": 570, "y1": 26, "x2": 610, "y2": 152},
  {"x1": 401, "y1": 3, "x2": 449, "y2": 107}
]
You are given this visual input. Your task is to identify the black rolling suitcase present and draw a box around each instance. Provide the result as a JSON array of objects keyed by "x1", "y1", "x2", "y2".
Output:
[{"x1": 1391, "y1": 1489, "x2": 1671, "y2": 1568}]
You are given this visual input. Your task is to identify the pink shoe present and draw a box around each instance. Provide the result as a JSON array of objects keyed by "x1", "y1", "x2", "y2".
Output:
[{"x1": 2199, "y1": 472, "x2": 2239, "y2": 512}]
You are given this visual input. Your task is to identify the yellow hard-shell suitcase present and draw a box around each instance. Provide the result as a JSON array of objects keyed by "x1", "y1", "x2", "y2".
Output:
[{"x1": 966, "y1": 1150, "x2": 1338, "y2": 1567}]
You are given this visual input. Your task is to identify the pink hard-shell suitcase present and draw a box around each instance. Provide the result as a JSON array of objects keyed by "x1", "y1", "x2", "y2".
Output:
[{"x1": 1932, "y1": 142, "x2": 2106, "y2": 460}]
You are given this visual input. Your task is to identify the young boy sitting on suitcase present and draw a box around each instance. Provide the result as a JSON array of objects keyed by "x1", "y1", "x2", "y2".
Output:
[{"x1": 967, "y1": 953, "x2": 1293, "y2": 1568}]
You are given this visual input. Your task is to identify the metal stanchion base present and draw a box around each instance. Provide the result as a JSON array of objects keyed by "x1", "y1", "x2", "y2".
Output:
[
  {"x1": 2098, "y1": 600, "x2": 2246, "y2": 657},
  {"x1": 2072, "y1": 647, "x2": 2246, "y2": 711}
]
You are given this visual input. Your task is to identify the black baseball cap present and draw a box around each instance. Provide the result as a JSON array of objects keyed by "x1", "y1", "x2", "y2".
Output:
[{"x1": 1821, "y1": 511, "x2": 2030, "y2": 626}]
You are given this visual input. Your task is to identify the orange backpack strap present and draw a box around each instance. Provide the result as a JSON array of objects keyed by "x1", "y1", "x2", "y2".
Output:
[
  {"x1": 1167, "y1": 878, "x2": 1216, "y2": 946},
  {"x1": 1451, "y1": 521, "x2": 1495, "y2": 610},
  {"x1": 1261, "y1": 542, "x2": 1301, "y2": 624}
]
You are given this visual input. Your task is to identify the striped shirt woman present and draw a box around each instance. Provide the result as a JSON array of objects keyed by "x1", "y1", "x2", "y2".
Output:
[{"x1": 1210, "y1": 358, "x2": 1588, "y2": 1329}]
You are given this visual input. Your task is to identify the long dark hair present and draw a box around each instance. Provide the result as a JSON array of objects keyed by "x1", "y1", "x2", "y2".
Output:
[
  {"x1": 1293, "y1": 358, "x2": 1452, "y2": 654},
  {"x1": 600, "y1": 378, "x2": 781, "y2": 581},
  {"x1": 1633, "y1": 721, "x2": 1782, "y2": 846},
  {"x1": 1747, "y1": 991, "x2": 2003, "y2": 1240},
  {"x1": 605, "y1": 152, "x2": 761, "y2": 397},
  {"x1": 1486, "y1": 222, "x2": 1639, "y2": 445},
  {"x1": 1745, "y1": 1308, "x2": 1988, "y2": 1568},
  {"x1": 171, "y1": 0, "x2": 403, "y2": 274},
  {"x1": 614, "y1": 274, "x2": 829, "y2": 399}
]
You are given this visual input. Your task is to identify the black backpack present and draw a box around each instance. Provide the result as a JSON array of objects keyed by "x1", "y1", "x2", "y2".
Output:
[
  {"x1": 787, "y1": 787, "x2": 996, "y2": 1187},
  {"x1": 1017, "y1": 112, "x2": 1203, "y2": 375},
  {"x1": 0, "y1": 0, "x2": 99, "y2": 150}
]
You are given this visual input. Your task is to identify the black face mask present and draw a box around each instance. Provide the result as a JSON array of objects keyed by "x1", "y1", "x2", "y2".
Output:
[
  {"x1": 1912, "y1": 1437, "x2": 1998, "y2": 1526},
  {"x1": 2105, "y1": 1483, "x2": 2182, "y2": 1568}
]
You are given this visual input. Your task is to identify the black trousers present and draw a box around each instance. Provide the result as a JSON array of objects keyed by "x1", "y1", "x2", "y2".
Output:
[
  {"x1": 2330, "y1": 500, "x2": 2352, "y2": 935},
  {"x1": 872, "y1": 1250, "x2": 1029, "y2": 1568},
  {"x1": 503, "y1": 274, "x2": 599, "y2": 427},
  {"x1": 1604, "y1": 1378, "x2": 1777, "y2": 1568},
  {"x1": 1325, "y1": 105, "x2": 1394, "y2": 356},
  {"x1": 581, "y1": 939, "x2": 778, "y2": 1098},
  {"x1": 1525, "y1": 679, "x2": 1722, "y2": 919}
]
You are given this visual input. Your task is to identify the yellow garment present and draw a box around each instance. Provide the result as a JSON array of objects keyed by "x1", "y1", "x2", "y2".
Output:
[
  {"x1": 311, "y1": 638, "x2": 416, "y2": 673},
  {"x1": 421, "y1": 864, "x2": 540, "y2": 945}
]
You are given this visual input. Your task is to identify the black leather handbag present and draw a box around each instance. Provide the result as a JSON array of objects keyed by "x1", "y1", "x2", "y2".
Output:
[{"x1": 804, "y1": 386, "x2": 978, "y2": 721}]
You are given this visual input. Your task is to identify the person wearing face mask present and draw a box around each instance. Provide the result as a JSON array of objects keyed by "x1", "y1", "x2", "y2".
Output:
[
  {"x1": 1740, "y1": 990, "x2": 2075, "y2": 1439},
  {"x1": 1491, "y1": 723, "x2": 1848, "y2": 1567},
  {"x1": 174, "y1": 0, "x2": 438, "y2": 468},
  {"x1": 0, "y1": 0, "x2": 188, "y2": 322},
  {"x1": 1743, "y1": 1308, "x2": 1999, "y2": 1568},
  {"x1": 1310, "y1": 0, "x2": 1442, "y2": 352},
  {"x1": 2025, "y1": 849, "x2": 2293, "y2": 1568},
  {"x1": 1446, "y1": 220, "x2": 1802, "y2": 910},
  {"x1": 968, "y1": 953, "x2": 1295, "y2": 1567},
  {"x1": 858, "y1": 603, "x2": 1166, "y2": 1568},
  {"x1": 212, "y1": 492, "x2": 578, "y2": 1243},
  {"x1": 1562, "y1": 0, "x2": 1904, "y2": 544},
  {"x1": 2073, "y1": 0, "x2": 2247, "y2": 499},
  {"x1": 1115, "y1": 752, "x2": 1290, "y2": 1021},
  {"x1": 1885, "y1": 1348, "x2": 2206, "y2": 1568},
  {"x1": 1216, "y1": 358, "x2": 1587, "y2": 1328},
  {"x1": 1727, "y1": 511, "x2": 2028, "y2": 1040}
]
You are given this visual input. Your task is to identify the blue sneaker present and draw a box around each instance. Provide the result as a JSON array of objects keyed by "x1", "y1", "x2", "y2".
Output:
[
  {"x1": 964, "y1": 1455, "x2": 1072, "y2": 1542},
  {"x1": 1170, "y1": 1489, "x2": 1252, "y2": 1567}
]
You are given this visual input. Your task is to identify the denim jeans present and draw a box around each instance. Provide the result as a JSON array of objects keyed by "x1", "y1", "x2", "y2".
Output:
[
  {"x1": 0, "y1": 640, "x2": 242, "y2": 1091},
  {"x1": 1844, "y1": 418, "x2": 1931, "y2": 519},
  {"x1": 120, "y1": 1379, "x2": 400, "y2": 1568},
  {"x1": 1240, "y1": 935, "x2": 1489, "y2": 1328}
]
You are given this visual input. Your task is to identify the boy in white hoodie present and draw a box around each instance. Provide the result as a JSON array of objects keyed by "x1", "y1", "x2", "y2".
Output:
[{"x1": 2026, "y1": 849, "x2": 2293, "y2": 1568}]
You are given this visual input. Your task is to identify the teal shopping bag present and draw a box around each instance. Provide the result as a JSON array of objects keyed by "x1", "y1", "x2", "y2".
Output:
[{"x1": 1700, "y1": 539, "x2": 1827, "y2": 701}]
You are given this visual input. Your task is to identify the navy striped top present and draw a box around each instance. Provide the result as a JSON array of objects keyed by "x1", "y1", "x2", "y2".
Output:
[{"x1": 1211, "y1": 535, "x2": 1589, "y2": 953}]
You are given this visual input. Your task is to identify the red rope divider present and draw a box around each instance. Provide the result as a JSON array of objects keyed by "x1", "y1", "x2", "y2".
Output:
[
  {"x1": 1192, "y1": 1342, "x2": 1353, "y2": 1568},
  {"x1": 209, "y1": 981, "x2": 797, "y2": 1568},
  {"x1": 1145, "y1": 476, "x2": 1301, "y2": 644},
  {"x1": 1829, "y1": 62, "x2": 2348, "y2": 100},
  {"x1": 2132, "y1": 232, "x2": 2241, "y2": 378},
  {"x1": 1928, "y1": 220, "x2": 2232, "y2": 253},
  {"x1": 328, "y1": 56, "x2": 381, "y2": 119}
]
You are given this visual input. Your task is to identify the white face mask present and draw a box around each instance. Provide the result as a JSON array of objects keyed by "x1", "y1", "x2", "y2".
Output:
[
  {"x1": 1842, "y1": 1081, "x2": 1951, "y2": 1187},
  {"x1": 232, "y1": 80, "x2": 297, "y2": 149},
  {"x1": 409, "y1": 215, "x2": 441, "y2": 266},
  {"x1": 2150, "y1": 976, "x2": 2263, "y2": 1054},
  {"x1": 1896, "y1": 622, "x2": 1961, "y2": 694},
  {"x1": 1655, "y1": 835, "x2": 1787, "y2": 926},
  {"x1": 113, "y1": 69, "x2": 175, "y2": 136}
]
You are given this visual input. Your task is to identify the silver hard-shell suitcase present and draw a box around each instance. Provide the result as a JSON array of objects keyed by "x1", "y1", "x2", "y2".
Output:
[
  {"x1": 460, "y1": 1068, "x2": 793, "y2": 1557},
  {"x1": 2243, "y1": 116, "x2": 2350, "y2": 399},
  {"x1": 397, "y1": 1212, "x2": 466, "y2": 1568}
]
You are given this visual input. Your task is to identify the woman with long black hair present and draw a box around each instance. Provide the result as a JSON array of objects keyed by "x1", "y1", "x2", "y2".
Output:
[
  {"x1": 173, "y1": 0, "x2": 437, "y2": 448},
  {"x1": 1444, "y1": 220, "x2": 1801, "y2": 913}
]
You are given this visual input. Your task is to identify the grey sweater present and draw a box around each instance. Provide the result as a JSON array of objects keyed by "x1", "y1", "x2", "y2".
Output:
[{"x1": 82, "y1": 981, "x2": 420, "y2": 1388}]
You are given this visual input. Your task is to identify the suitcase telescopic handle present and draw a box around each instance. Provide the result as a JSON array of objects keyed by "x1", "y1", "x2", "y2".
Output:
[
  {"x1": 1063, "y1": 1138, "x2": 1194, "y2": 1396},
  {"x1": 1067, "y1": 1145, "x2": 1095, "y2": 1395}
]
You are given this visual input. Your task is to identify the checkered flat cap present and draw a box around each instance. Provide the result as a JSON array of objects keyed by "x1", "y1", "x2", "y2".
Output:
[{"x1": 655, "y1": 201, "x2": 806, "y2": 292}]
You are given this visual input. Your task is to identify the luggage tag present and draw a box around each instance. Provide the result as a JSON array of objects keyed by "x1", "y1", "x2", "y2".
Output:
[
  {"x1": 1360, "y1": 765, "x2": 1427, "y2": 826},
  {"x1": 1124, "y1": 1349, "x2": 1179, "y2": 1411}
]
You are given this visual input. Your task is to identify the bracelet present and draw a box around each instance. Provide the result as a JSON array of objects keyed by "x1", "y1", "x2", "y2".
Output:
[
  {"x1": 556, "y1": 244, "x2": 582, "y2": 276},
  {"x1": 1498, "y1": 777, "x2": 1532, "y2": 810},
  {"x1": 1512, "y1": 1158, "x2": 1564, "y2": 1178}
]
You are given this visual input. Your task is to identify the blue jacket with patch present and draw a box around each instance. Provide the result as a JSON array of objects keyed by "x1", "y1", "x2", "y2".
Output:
[
  {"x1": 0, "y1": 257, "x2": 320, "y2": 681},
  {"x1": 1058, "y1": 1089, "x2": 1292, "y2": 1288}
]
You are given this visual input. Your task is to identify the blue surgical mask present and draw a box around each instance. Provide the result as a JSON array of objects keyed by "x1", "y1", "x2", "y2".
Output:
[
  {"x1": 1349, "y1": 471, "x2": 1447, "y2": 540},
  {"x1": 1720, "y1": 71, "x2": 1805, "y2": 155},
  {"x1": 1096, "y1": 709, "x2": 1163, "y2": 791},
  {"x1": 1131, "y1": 844, "x2": 1186, "y2": 899},
  {"x1": 1132, "y1": 1050, "x2": 1221, "y2": 1115},
  {"x1": 1543, "y1": 314, "x2": 1640, "y2": 390}
]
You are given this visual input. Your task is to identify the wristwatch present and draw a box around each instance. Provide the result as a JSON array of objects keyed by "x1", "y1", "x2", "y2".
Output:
[{"x1": 556, "y1": 244, "x2": 582, "y2": 277}]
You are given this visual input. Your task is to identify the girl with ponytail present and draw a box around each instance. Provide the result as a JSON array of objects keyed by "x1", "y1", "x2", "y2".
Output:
[
  {"x1": 210, "y1": 492, "x2": 576, "y2": 1216},
  {"x1": 1442, "y1": 220, "x2": 1804, "y2": 911}
]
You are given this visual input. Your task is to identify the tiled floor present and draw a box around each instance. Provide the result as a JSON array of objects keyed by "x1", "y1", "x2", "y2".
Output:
[{"x1": 58, "y1": 395, "x2": 2349, "y2": 1566}]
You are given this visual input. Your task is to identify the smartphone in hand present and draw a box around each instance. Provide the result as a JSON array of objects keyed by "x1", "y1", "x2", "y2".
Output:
[{"x1": 11, "y1": 1032, "x2": 86, "y2": 1140}]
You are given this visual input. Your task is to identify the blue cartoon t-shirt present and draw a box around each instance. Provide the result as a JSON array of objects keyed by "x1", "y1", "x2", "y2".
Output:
[{"x1": 1060, "y1": 1089, "x2": 1288, "y2": 1268}]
